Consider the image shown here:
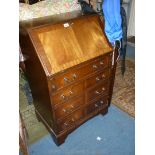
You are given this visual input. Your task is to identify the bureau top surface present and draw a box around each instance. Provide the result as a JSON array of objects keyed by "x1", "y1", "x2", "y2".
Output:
[{"x1": 28, "y1": 15, "x2": 112, "y2": 76}]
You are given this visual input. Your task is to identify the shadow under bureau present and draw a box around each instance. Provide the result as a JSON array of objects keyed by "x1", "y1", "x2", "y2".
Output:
[{"x1": 23, "y1": 14, "x2": 118, "y2": 145}]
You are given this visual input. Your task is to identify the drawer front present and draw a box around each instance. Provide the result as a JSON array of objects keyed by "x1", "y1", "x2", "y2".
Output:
[
  {"x1": 57, "y1": 107, "x2": 85, "y2": 132},
  {"x1": 85, "y1": 69, "x2": 110, "y2": 89},
  {"x1": 55, "y1": 95, "x2": 84, "y2": 120},
  {"x1": 52, "y1": 82, "x2": 84, "y2": 106},
  {"x1": 86, "y1": 96, "x2": 108, "y2": 115},
  {"x1": 86, "y1": 80, "x2": 109, "y2": 102},
  {"x1": 50, "y1": 54, "x2": 111, "y2": 92}
]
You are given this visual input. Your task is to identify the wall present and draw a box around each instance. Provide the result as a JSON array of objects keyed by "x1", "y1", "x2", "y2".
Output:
[
  {"x1": 122, "y1": 0, "x2": 135, "y2": 37},
  {"x1": 127, "y1": 0, "x2": 135, "y2": 36}
]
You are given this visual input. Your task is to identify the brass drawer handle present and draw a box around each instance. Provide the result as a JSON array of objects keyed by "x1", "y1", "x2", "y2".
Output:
[
  {"x1": 95, "y1": 90, "x2": 100, "y2": 95},
  {"x1": 93, "y1": 64, "x2": 98, "y2": 69},
  {"x1": 71, "y1": 118, "x2": 75, "y2": 122},
  {"x1": 69, "y1": 90, "x2": 74, "y2": 95},
  {"x1": 100, "y1": 100, "x2": 104, "y2": 104},
  {"x1": 60, "y1": 94, "x2": 66, "y2": 100},
  {"x1": 64, "y1": 122, "x2": 68, "y2": 127},
  {"x1": 95, "y1": 88, "x2": 105, "y2": 95},
  {"x1": 100, "y1": 61, "x2": 104, "y2": 65},
  {"x1": 64, "y1": 77, "x2": 69, "y2": 83},
  {"x1": 63, "y1": 109, "x2": 70, "y2": 114},
  {"x1": 62, "y1": 105, "x2": 75, "y2": 114},
  {"x1": 51, "y1": 84, "x2": 56, "y2": 90},
  {"x1": 70, "y1": 105, "x2": 74, "y2": 108},
  {"x1": 72, "y1": 74, "x2": 77, "y2": 79},
  {"x1": 95, "y1": 104, "x2": 98, "y2": 107},
  {"x1": 96, "y1": 77, "x2": 100, "y2": 81},
  {"x1": 102, "y1": 74, "x2": 106, "y2": 78},
  {"x1": 64, "y1": 118, "x2": 74, "y2": 128},
  {"x1": 96, "y1": 74, "x2": 106, "y2": 82},
  {"x1": 63, "y1": 109, "x2": 67, "y2": 113},
  {"x1": 95, "y1": 101, "x2": 104, "y2": 108},
  {"x1": 102, "y1": 87, "x2": 105, "y2": 91}
]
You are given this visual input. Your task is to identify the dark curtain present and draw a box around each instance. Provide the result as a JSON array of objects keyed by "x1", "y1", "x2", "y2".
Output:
[{"x1": 120, "y1": 6, "x2": 127, "y2": 75}]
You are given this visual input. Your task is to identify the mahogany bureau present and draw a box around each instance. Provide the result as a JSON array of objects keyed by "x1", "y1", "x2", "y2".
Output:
[{"x1": 24, "y1": 14, "x2": 118, "y2": 145}]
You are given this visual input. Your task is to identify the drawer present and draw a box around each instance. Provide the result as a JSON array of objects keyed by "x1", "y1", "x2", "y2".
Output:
[
  {"x1": 49, "y1": 54, "x2": 111, "y2": 92},
  {"x1": 86, "y1": 80, "x2": 109, "y2": 102},
  {"x1": 57, "y1": 107, "x2": 85, "y2": 132},
  {"x1": 52, "y1": 82, "x2": 84, "y2": 106},
  {"x1": 54, "y1": 95, "x2": 84, "y2": 120},
  {"x1": 86, "y1": 96, "x2": 108, "y2": 115},
  {"x1": 86, "y1": 69, "x2": 110, "y2": 89}
]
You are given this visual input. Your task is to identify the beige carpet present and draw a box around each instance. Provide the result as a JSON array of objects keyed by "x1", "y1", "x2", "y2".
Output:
[
  {"x1": 19, "y1": 72, "x2": 49, "y2": 145},
  {"x1": 112, "y1": 60, "x2": 135, "y2": 117}
]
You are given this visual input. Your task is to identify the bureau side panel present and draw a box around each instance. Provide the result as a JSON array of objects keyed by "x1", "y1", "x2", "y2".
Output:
[{"x1": 22, "y1": 34, "x2": 54, "y2": 128}]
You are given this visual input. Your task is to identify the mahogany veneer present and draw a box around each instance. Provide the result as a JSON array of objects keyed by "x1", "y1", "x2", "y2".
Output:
[{"x1": 24, "y1": 14, "x2": 118, "y2": 145}]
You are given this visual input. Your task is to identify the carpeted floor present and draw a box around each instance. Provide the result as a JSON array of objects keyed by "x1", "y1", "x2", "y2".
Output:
[
  {"x1": 112, "y1": 60, "x2": 135, "y2": 117},
  {"x1": 19, "y1": 72, "x2": 49, "y2": 145},
  {"x1": 20, "y1": 105, "x2": 135, "y2": 155}
]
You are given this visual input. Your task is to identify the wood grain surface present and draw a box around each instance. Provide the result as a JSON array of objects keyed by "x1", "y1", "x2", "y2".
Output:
[{"x1": 29, "y1": 15, "x2": 112, "y2": 75}]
